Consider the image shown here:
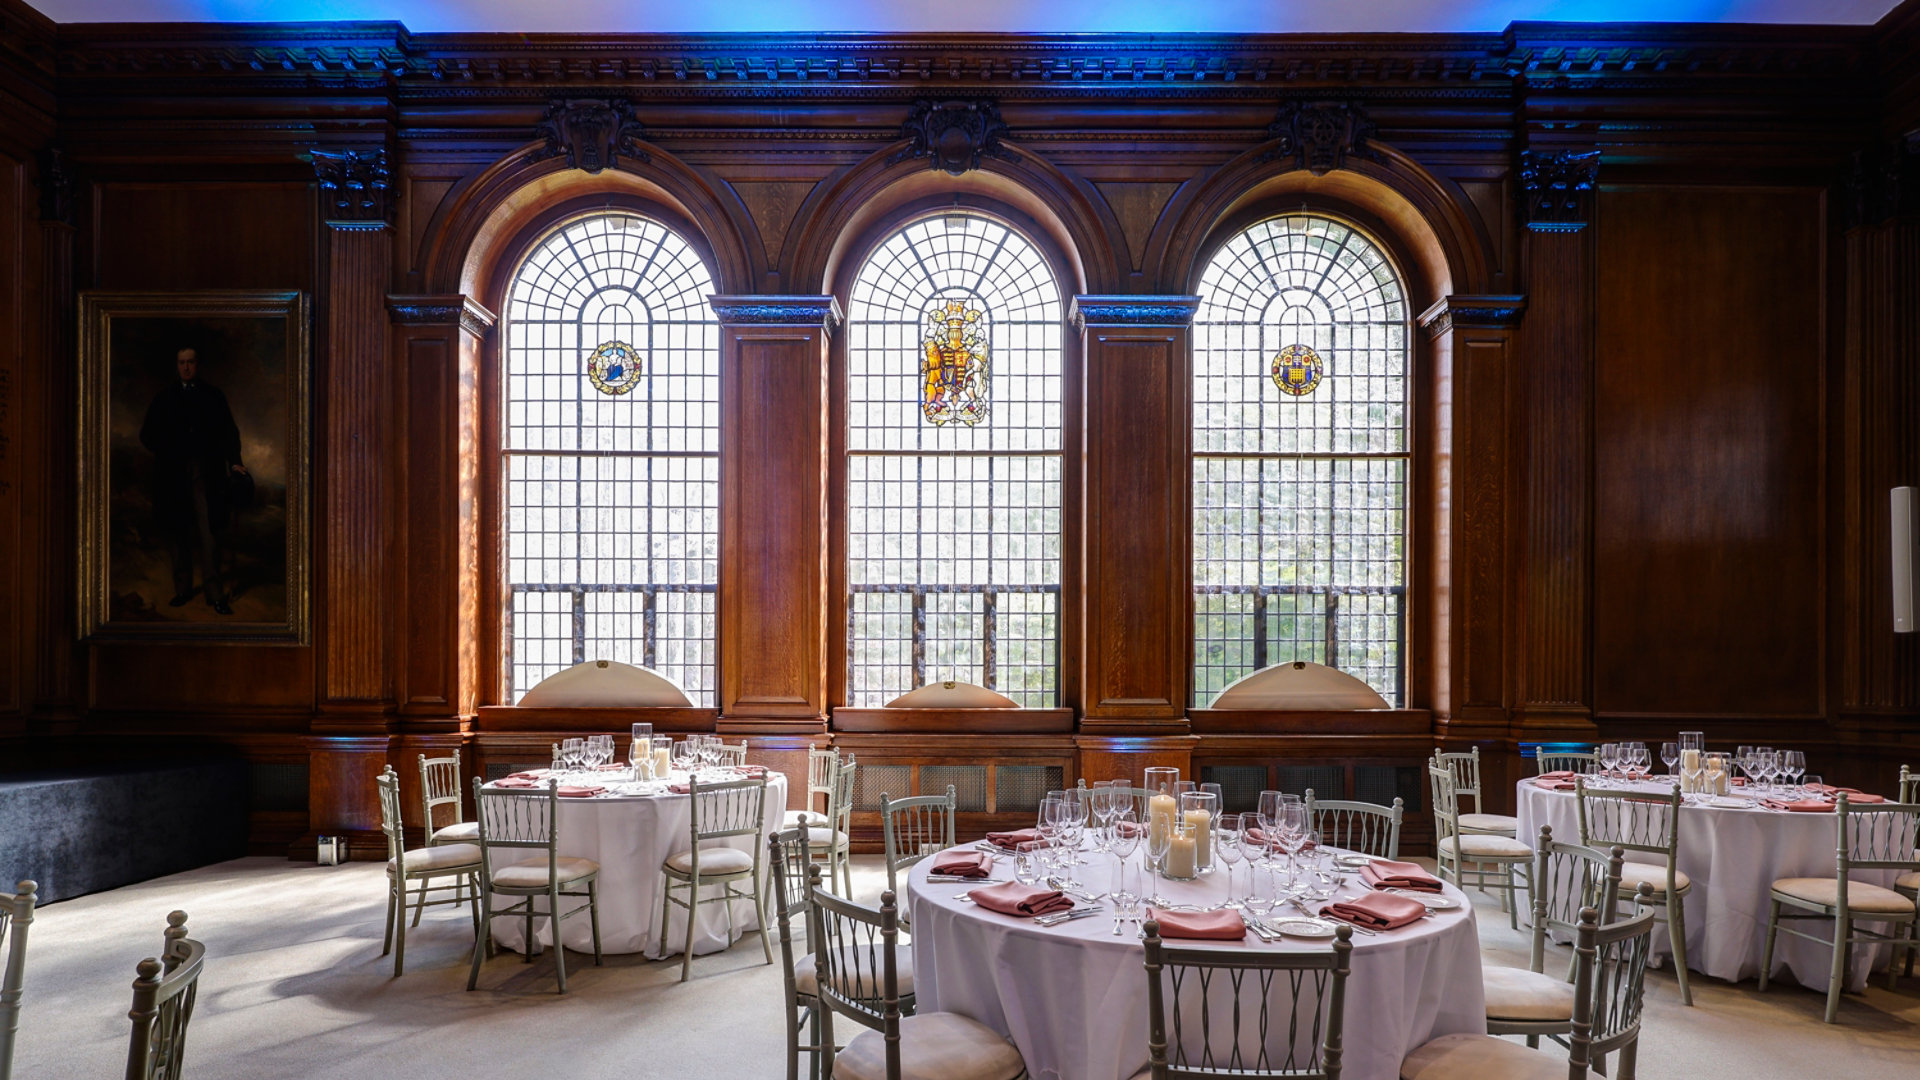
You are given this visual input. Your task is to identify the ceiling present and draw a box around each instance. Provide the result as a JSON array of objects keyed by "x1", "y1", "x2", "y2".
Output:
[{"x1": 23, "y1": 0, "x2": 1906, "y2": 35}]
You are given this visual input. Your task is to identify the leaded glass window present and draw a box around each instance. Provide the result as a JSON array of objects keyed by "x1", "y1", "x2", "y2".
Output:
[
  {"x1": 503, "y1": 212, "x2": 719, "y2": 704},
  {"x1": 1193, "y1": 214, "x2": 1409, "y2": 707},
  {"x1": 846, "y1": 213, "x2": 1063, "y2": 707}
]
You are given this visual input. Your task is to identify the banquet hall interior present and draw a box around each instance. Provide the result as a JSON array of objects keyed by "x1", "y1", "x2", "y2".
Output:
[{"x1": 2, "y1": 1, "x2": 1919, "y2": 1078}]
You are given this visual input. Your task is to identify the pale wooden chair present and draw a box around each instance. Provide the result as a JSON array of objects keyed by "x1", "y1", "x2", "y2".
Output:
[
  {"x1": 377, "y1": 766, "x2": 481, "y2": 976},
  {"x1": 661, "y1": 776, "x2": 772, "y2": 982},
  {"x1": 126, "y1": 911, "x2": 205, "y2": 1080},
  {"x1": 718, "y1": 741, "x2": 750, "y2": 767},
  {"x1": 1759, "y1": 794, "x2": 1920, "y2": 1021},
  {"x1": 807, "y1": 758, "x2": 857, "y2": 896},
  {"x1": 1136, "y1": 916, "x2": 1352, "y2": 1080},
  {"x1": 1485, "y1": 826, "x2": 1623, "y2": 1048},
  {"x1": 880, "y1": 784, "x2": 957, "y2": 901},
  {"x1": 1574, "y1": 779, "x2": 1694, "y2": 1006},
  {"x1": 1537, "y1": 751, "x2": 1598, "y2": 776},
  {"x1": 769, "y1": 828, "x2": 826, "y2": 1080},
  {"x1": 810, "y1": 869, "x2": 1026, "y2": 1080},
  {"x1": 1901, "y1": 764, "x2": 1917, "y2": 805},
  {"x1": 468, "y1": 778, "x2": 603, "y2": 993},
  {"x1": 1434, "y1": 748, "x2": 1520, "y2": 836},
  {"x1": 1898, "y1": 766, "x2": 1919, "y2": 976},
  {"x1": 1430, "y1": 764, "x2": 1531, "y2": 929},
  {"x1": 1404, "y1": 899, "x2": 1658, "y2": 1080},
  {"x1": 0, "y1": 880, "x2": 35, "y2": 1080},
  {"x1": 419, "y1": 750, "x2": 479, "y2": 846},
  {"x1": 783, "y1": 745, "x2": 842, "y2": 831},
  {"x1": 1304, "y1": 791, "x2": 1403, "y2": 860}
]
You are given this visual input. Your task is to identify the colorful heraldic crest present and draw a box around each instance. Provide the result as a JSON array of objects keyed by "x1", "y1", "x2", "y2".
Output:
[
  {"x1": 920, "y1": 298, "x2": 990, "y2": 426},
  {"x1": 585, "y1": 339, "x2": 643, "y2": 396},
  {"x1": 1271, "y1": 343, "x2": 1324, "y2": 396}
]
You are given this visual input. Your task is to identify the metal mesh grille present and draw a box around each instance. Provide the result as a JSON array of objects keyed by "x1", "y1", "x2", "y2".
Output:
[
  {"x1": 1278, "y1": 765, "x2": 1345, "y2": 800},
  {"x1": 921, "y1": 765, "x2": 989, "y2": 812},
  {"x1": 846, "y1": 212, "x2": 1063, "y2": 707},
  {"x1": 1193, "y1": 213, "x2": 1409, "y2": 707},
  {"x1": 855, "y1": 765, "x2": 912, "y2": 812},
  {"x1": 503, "y1": 212, "x2": 719, "y2": 704},
  {"x1": 994, "y1": 765, "x2": 1064, "y2": 813},
  {"x1": 1353, "y1": 764, "x2": 1420, "y2": 811},
  {"x1": 248, "y1": 762, "x2": 309, "y2": 812},
  {"x1": 1200, "y1": 765, "x2": 1269, "y2": 813}
]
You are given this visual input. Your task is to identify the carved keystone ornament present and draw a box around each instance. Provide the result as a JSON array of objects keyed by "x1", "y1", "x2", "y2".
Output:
[
  {"x1": 891, "y1": 99, "x2": 1013, "y2": 176},
  {"x1": 527, "y1": 98, "x2": 651, "y2": 174}
]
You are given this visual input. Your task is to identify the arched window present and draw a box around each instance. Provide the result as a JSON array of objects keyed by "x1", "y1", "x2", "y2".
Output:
[
  {"x1": 502, "y1": 212, "x2": 719, "y2": 704},
  {"x1": 844, "y1": 212, "x2": 1064, "y2": 707},
  {"x1": 1192, "y1": 213, "x2": 1410, "y2": 707}
]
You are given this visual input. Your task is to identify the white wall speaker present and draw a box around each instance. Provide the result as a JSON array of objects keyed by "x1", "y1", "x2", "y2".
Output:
[{"x1": 1896, "y1": 486, "x2": 1917, "y2": 633}]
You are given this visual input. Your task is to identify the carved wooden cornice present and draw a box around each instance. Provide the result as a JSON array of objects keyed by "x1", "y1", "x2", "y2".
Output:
[
  {"x1": 1518, "y1": 147, "x2": 1600, "y2": 232},
  {"x1": 708, "y1": 295, "x2": 844, "y2": 329},
  {"x1": 1069, "y1": 295, "x2": 1201, "y2": 330},
  {"x1": 1417, "y1": 294, "x2": 1527, "y2": 337},
  {"x1": 525, "y1": 98, "x2": 649, "y2": 174},
  {"x1": 387, "y1": 294, "x2": 497, "y2": 337},
  {"x1": 888, "y1": 99, "x2": 1012, "y2": 175},
  {"x1": 310, "y1": 146, "x2": 392, "y2": 229}
]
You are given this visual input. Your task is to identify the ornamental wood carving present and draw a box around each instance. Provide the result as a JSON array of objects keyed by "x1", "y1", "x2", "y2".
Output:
[
  {"x1": 890, "y1": 99, "x2": 1012, "y2": 176},
  {"x1": 1262, "y1": 101, "x2": 1377, "y2": 176},
  {"x1": 1518, "y1": 148, "x2": 1601, "y2": 232},
  {"x1": 309, "y1": 147, "x2": 391, "y2": 227},
  {"x1": 526, "y1": 98, "x2": 650, "y2": 174}
]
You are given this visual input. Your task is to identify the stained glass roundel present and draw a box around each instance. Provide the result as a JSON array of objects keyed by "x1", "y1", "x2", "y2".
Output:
[
  {"x1": 585, "y1": 339, "x2": 644, "y2": 395},
  {"x1": 1270, "y1": 343, "x2": 1323, "y2": 396}
]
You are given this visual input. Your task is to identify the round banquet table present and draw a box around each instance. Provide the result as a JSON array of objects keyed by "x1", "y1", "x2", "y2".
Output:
[
  {"x1": 483, "y1": 771, "x2": 786, "y2": 959},
  {"x1": 1514, "y1": 778, "x2": 1900, "y2": 992},
  {"x1": 907, "y1": 847, "x2": 1486, "y2": 1080}
]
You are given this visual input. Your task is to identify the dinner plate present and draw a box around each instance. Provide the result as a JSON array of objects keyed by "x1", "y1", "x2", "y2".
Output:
[
  {"x1": 1334, "y1": 853, "x2": 1375, "y2": 869},
  {"x1": 1270, "y1": 918, "x2": 1337, "y2": 939},
  {"x1": 1384, "y1": 889, "x2": 1459, "y2": 910},
  {"x1": 1708, "y1": 795, "x2": 1755, "y2": 809}
]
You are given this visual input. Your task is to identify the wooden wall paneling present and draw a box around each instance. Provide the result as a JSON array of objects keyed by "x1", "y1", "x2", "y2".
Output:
[
  {"x1": 1074, "y1": 295, "x2": 1198, "y2": 731},
  {"x1": 1512, "y1": 148, "x2": 1598, "y2": 742},
  {"x1": 712, "y1": 296, "x2": 838, "y2": 734},
  {"x1": 30, "y1": 151, "x2": 76, "y2": 727},
  {"x1": 388, "y1": 295, "x2": 493, "y2": 726},
  {"x1": 0, "y1": 151, "x2": 22, "y2": 725},
  {"x1": 833, "y1": 732, "x2": 1081, "y2": 847},
  {"x1": 1073, "y1": 734, "x2": 1199, "y2": 789},
  {"x1": 1593, "y1": 188, "x2": 1827, "y2": 722},
  {"x1": 307, "y1": 735, "x2": 392, "y2": 859},
  {"x1": 1419, "y1": 296, "x2": 1523, "y2": 739}
]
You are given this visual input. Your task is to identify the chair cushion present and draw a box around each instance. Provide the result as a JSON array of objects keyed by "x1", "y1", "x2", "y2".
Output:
[
  {"x1": 664, "y1": 846, "x2": 755, "y2": 876},
  {"x1": 1618, "y1": 861, "x2": 1691, "y2": 894},
  {"x1": 807, "y1": 826, "x2": 850, "y2": 849},
  {"x1": 490, "y1": 856, "x2": 600, "y2": 890},
  {"x1": 1895, "y1": 870, "x2": 1918, "y2": 892},
  {"x1": 389, "y1": 843, "x2": 481, "y2": 874},
  {"x1": 835, "y1": 1012, "x2": 1026, "y2": 1080},
  {"x1": 783, "y1": 809, "x2": 826, "y2": 829},
  {"x1": 1459, "y1": 813, "x2": 1520, "y2": 835},
  {"x1": 1438, "y1": 834, "x2": 1532, "y2": 859},
  {"x1": 1401, "y1": 1033, "x2": 1567, "y2": 1080},
  {"x1": 430, "y1": 821, "x2": 480, "y2": 844},
  {"x1": 1771, "y1": 877, "x2": 1916, "y2": 915},
  {"x1": 1481, "y1": 965, "x2": 1576, "y2": 1022},
  {"x1": 793, "y1": 949, "x2": 916, "y2": 999}
]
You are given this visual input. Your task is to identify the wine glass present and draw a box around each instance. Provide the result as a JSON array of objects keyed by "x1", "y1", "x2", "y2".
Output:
[
  {"x1": 1736, "y1": 746, "x2": 1756, "y2": 784},
  {"x1": 1215, "y1": 813, "x2": 1245, "y2": 907},
  {"x1": 670, "y1": 738, "x2": 695, "y2": 775},
  {"x1": 1256, "y1": 790, "x2": 1283, "y2": 851},
  {"x1": 1782, "y1": 750, "x2": 1806, "y2": 795},
  {"x1": 1661, "y1": 742, "x2": 1679, "y2": 778},
  {"x1": 1107, "y1": 819, "x2": 1142, "y2": 936},
  {"x1": 1144, "y1": 818, "x2": 1173, "y2": 903},
  {"x1": 1630, "y1": 745, "x2": 1651, "y2": 781},
  {"x1": 1037, "y1": 795, "x2": 1068, "y2": 878}
]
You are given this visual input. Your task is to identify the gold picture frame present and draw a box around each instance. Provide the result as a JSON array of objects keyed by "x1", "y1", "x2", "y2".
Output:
[{"x1": 78, "y1": 291, "x2": 310, "y2": 643}]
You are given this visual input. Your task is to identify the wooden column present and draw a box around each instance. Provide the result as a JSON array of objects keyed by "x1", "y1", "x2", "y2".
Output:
[
  {"x1": 711, "y1": 296, "x2": 839, "y2": 737},
  {"x1": 31, "y1": 152, "x2": 77, "y2": 727},
  {"x1": 1512, "y1": 149, "x2": 1599, "y2": 743},
  {"x1": 1073, "y1": 295, "x2": 1199, "y2": 738},
  {"x1": 388, "y1": 296, "x2": 493, "y2": 730},
  {"x1": 309, "y1": 147, "x2": 394, "y2": 856}
]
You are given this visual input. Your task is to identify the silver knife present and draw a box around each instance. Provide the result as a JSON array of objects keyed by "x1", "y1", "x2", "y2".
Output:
[{"x1": 1035, "y1": 907, "x2": 1102, "y2": 926}]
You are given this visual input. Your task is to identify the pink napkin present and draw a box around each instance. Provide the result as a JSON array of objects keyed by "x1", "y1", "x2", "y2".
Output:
[
  {"x1": 591, "y1": 763, "x2": 625, "y2": 771},
  {"x1": 1532, "y1": 778, "x2": 1578, "y2": 791},
  {"x1": 493, "y1": 776, "x2": 538, "y2": 789},
  {"x1": 1321, "y1": 891, "x2": 1426, "y2": 930},
  {"x1": 730, "y1": 765, "x2": 769, "y2": 779},
  {"x1": 1537, "y1": 770, "x2": 1576, "y2": 781},
  {"x1": 1146, "y1": 908, "x2": 1247, "y2": 940},
  {"x1": 1243, "y1": 829, "x2": 1314, "y2": 851},
  {"x1": 507, "y1": 770, "x2": 546, "y2": 780},
  {"x1": 1762, "y1": 798, "x2": 1834, "y2": 813},
  {"x1": 967, "y1": 881, "x2": 1073, "y2": 917},
  {"x1": 929, "y1": 851, "x2": 994, "y2": 878},
  {"x1": 985, "y1": 828, "x2": 1041, "y2": 849},
  {"x1": 556, "y1": 785, "x2": 605, "y2": 798},
  {"x1": 1361, "y1": 859, "x2": 1443, "y2": 893},
  {"x1": 669, "y1": 783, "x2": 691, "y2": 794},
  {"x1": 1804, "y1": 784, "x2": 1856, "y2": 795},
  {"x1": 1844, "y1": 792, "x2": 1887, "y2": 804}
]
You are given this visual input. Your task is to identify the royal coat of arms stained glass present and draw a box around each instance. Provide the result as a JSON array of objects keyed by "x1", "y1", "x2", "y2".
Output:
[
  {"x1": 1270, "y1": 343, "x2": 1324, "y2": 396},
  {"x1": 919, "y1": 298, "x2": 990, "y2": 426}
]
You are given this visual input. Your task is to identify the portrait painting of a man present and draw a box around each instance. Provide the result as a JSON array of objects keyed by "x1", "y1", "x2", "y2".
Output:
[{"x1": 79, "y1": 292, "x2": 309, "y2": 642}]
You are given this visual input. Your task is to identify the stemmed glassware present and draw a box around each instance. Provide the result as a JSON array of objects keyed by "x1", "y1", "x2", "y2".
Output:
[
  {"x1": 1107, "y1": 816, "x2": 1142, "y2": 936},
  {"x1": 1661, "y1": 742, "x2": 1680, "y2": 780},
  {"x1": 1782, "y1": 750, "x2": 1806, "y2": 795},
  {"x1": 1214, "y1": 812, "x2": 1245, "y2": 908},
  {"x1": 1256, "y1": 790, "x2": 1283, "y2": 864},
  {"x1": 1037, "y1": 793, "x2": 1069, "y2": 882}
]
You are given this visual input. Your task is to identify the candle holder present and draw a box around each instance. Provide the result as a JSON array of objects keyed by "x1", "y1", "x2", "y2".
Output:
[
  {"x1": 1180, "y1": 790, "x2": 1218, "y2": 872},
  {"x1": 631, "y1": 722, "x2": 654, "y2": 779}
]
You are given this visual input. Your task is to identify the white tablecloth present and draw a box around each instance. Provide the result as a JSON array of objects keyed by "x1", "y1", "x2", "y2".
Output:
[
  {"x1": 1515, "y1": 779, "x2": 1900, "y2": 992},
  {"x1": 907, "y1": 848, "x2": 1485, "y2": 1080},
  {"x1": 485, "y1": 772, "x2": 786, "y2": 959}
]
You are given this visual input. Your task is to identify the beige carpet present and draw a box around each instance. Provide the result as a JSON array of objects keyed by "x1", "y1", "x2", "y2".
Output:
[{"x1": 9, "y1": 855, "x2": 1919, "y2": 1078}]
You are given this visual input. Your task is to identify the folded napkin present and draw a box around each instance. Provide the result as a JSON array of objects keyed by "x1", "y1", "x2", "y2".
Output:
[
  {"x1": 1146, "y1": 907, "x2": 1246, "y2": 941},
  {"x1": 507, "y1": 770, "x2": 546, "y2": 780},
  {"x1": 1839, "y1": 792, "x2": 1886, "y2": 804},
  {"x1": 1113, "y1": 820, "x2": 1147, "y2": 838},
  {"x1": 1761, "y1": 798, "x2": 1834, "y2": 813},
  {"x1": 967, "y1": 881, "x2": 1073, "y2": 917},
  {"x1": 1243, "y1": 829, "x2": 1314, "y2": 851},
  {"x1": 556, "y1": 785, "x2": 606, "y2": 798},
  {"x1": 1361, "y1": 859, "x2": 1443, "y2": 893},
  {"x1": 1730, "y1": 777, "x2": 1747, "y2": 786},
  {"x1": 1321, "y1": 891, "x2": 1426, "y2": 931},
  {"x1": 929, "y1": 851, "x2": 994, "y2": 879},
  {"x1": 1804, "y1": 783, "x2": 1855, "y2": 795},
  {"x1": 730, "y1": 765, "x2": 770, "y2": 779},
  {"x1": 1532, "y1": 778, "x2": 1578, "y2": 791},
  {"x1": 668, "y1": 783, "x2": 691, "y2": 794},
  {"x1": 1537, "y1": 770, "x2": 1577, "y2": 780},
  {"x1": 591, "y1": 763, "x2": 625, "y2": 771},
  {"x1": 492, "y1": 776, "x2": 539, "y2": 789},
  {"x1": 985, "y1": 828, "x2": 1042, "y2": 849}
]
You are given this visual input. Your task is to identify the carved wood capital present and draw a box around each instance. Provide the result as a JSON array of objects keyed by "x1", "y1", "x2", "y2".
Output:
[
  {"x1": 310, "y1": 147, "x2": 392, "y2": 229},
  {"x1": 1069, "y1": 295, "x2": 1201, "y2": 331},
  {"x1": 1518, "y1": 148, "x2": 1600, "y2": 233},
  {"x1": 709, "y1": 294, "x2": 843, "y2": 330}
]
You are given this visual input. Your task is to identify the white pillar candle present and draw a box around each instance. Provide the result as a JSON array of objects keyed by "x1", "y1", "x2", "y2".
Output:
[
  {"x1": 1149, "y1": 791, "x2": 1178, "y2": 844},
  {"x1": 1186, "y1": 809, "x2": 1211, "y2": 866},
  {"x1": 654, "y1": 747, "x2": 673, "y2": 778},
  {"x1": 1166, "y1": 829, "x2": 1197, "y2": 878}
]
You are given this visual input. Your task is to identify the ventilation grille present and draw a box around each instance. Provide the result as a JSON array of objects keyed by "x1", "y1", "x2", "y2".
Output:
[
  {"x1": 921, "y1": 766, "x2": 989, "y2": 812},
  {"x1": 249, "y1": 762, "x2": 309, "y2": 812},
  {"x1": 995, "y1": 766, "x2": 1063, "y2": 813},
  {"x1": 1279, "y1": 765, "x2": 1344, "y2": 801},
  {"x1": 856, "y1": 765, "x2": 912, "y2": 811},
  {"x1": 1200, "y1": 765, "x2": 1268, "y2": 813}
]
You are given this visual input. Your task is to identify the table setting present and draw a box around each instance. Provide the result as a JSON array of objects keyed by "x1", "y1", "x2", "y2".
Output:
[
  {"x1": 908, "y1": 778, "x2": 1484, "y2": 1080},
  {"x1": 482, "y1": 727, "x2": 786, "y2": 959},
  {"x1": 1516, "y1": 731, "x2": 1902, "y2": 991}
]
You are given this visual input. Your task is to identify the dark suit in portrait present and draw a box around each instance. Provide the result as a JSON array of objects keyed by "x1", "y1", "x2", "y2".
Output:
[{"x1": 138, "y1": 348, "x2": 246, "y2": 614}]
